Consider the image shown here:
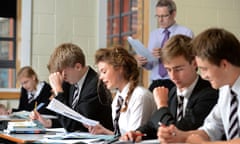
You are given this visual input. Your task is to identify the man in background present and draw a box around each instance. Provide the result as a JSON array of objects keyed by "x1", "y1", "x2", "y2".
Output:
[{"x1": 136, "y1": 0, "x2": 194, "y2": 92}]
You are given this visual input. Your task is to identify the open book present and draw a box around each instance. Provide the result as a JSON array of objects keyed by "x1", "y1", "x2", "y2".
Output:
[
  {"x1": 46, "y1": 98, "x2": 99, "y2": 126},
  {"x1": 127, "y1": 36, "x2": 158, "y2": 62}
]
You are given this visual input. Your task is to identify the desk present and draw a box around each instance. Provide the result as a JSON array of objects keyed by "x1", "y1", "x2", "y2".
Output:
[{"x1": 0, "y1": 133, "x2": 161, "y2": 144}]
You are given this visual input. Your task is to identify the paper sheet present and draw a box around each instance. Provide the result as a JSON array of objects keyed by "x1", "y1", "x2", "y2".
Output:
[
  {"x1": 127, "y1": 36, "x2": 158, "y2": 62},
  {"x1": 47, "y1": 98, "x2": 99, "y2": 126}
]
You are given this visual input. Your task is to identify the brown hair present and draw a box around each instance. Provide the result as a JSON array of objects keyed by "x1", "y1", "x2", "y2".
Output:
[
  {"x1": 156, "y1": 0, "x2": 176, "y2": 14},
  {"x1": 191, "y1": 28, "x2": 240, "y2": 67},
  {"x1": 17, "y1": 66, "x2": 39, "y2": 83},
  {"x1": 95, "y1": 46, "x2": 139, "y2": 112},
  {"x1": 161, "y1": 34, "x2": 193, "y2": 64},
  {"x1": 47, "y1": 43, "x2": 85, "y2": 73}
]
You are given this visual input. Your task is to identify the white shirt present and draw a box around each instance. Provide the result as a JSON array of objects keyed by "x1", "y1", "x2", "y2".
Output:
[
  {"x1": 112, "y1": 83, "x2": 157, "y2": 135},
  {"x1": 199, "y1": 76, "x2": 240, "y2": 140},
  {"x1": 176, "y1": 76, "x2": 199, "y2": 116}
]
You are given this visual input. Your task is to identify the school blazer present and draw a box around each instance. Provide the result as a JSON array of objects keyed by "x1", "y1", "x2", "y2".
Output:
[
  {"x1": 53, "y1": 67, "x2": 113, "y2": 132},
  {"x1": 137, "y1": 76, "x2": 218, "y2": 139}
]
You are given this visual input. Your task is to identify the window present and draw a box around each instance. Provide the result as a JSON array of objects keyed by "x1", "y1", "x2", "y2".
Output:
[
  {"x1": 107, "y1": 0, "x2": 143, "y2": 48},
  {"x1": 0, "y1": 0, "x2": 17, "y2": 88},
  {"x1": 107, "y1": 0, "x2": 148, "y2": 86}
]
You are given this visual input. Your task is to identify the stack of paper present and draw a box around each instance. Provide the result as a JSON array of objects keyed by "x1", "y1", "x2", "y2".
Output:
[{"x1": 5, "y1": 120, "x2": 46, "y2": 134}]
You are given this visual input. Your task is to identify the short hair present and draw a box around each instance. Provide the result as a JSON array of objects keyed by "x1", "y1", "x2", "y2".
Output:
[
  {"x1": 17, "y1": 66, "x2": 39, "y2": 83},
  {"x1": 192, "y1": 28, "x2": 240, "y2": 67},
  {"x1": 47, "y1": 43, "x2": 85, "y2": 73},
  {"x1": 156, "y1": 0, "x2": 177, "y2": 14},
  {"x1": 161, "y1": 34, "x2": 193, "y2": 64}
]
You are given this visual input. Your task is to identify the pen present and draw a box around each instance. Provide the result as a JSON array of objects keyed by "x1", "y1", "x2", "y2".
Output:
[
  {"x1": 36, "y1": 103, "x2": 45, "y2": 111},
  {"x1": 134, "y1": 133, "x2": 147, "y2": 137}
]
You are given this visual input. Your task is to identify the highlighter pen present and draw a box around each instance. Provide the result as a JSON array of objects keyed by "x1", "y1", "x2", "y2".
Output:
[{"x1": 36, "y1": 103, "x2": 45, "y2": 111}]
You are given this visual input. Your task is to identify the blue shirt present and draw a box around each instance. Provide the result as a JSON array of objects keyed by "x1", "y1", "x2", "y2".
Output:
[
  {"x1": 199, "y1": 76, "x2": 240, "y2": 140},
  {"x1": 143, "y1": 23, "x2": 194, "y2": 81}
]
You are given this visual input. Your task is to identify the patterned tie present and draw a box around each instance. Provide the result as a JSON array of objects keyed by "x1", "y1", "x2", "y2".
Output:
[
  {"x1": 28, "y1": 92, "x2": 35, "y2": 103},
  {"x1": 228, "y1": 90, "x2": 239, "y2": 139},
  {"x1": 159, "y1": 29, "x2": 170, "y2": 77},
  {"x1": 177, "y1": 96, "x2": 184, "y2": 121},
  {"x1": 72, "y1": 84, "x2": 79, "y2": 108},
  {"x1": 113, "y1": 95, "x2": 124, "y2": 136}
]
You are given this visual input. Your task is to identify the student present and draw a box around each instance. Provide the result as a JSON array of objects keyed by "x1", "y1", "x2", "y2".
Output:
[
  {"x1": 121, "y1": 35, "x2": 218, "y2": 142},
  {"x1": 157, "y1": 28, "x2": 240, "y2": 144},
  {"x1": 31, "y1": 43, "x2": 113, "y2": 132},
  {"x1": 135, "y1": 0, "x2": 193, "y2": 92},
  {"x1": 9, "y1": 66, "x2": 53, "y2": 115},
  {"x1": 85, "y1": 46, "x2": 156, "y2": 136}
]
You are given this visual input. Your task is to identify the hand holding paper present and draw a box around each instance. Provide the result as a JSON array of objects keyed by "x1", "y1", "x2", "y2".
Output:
[{"x1": 127, "y1": 36, "x2": 158, "y2": 62}]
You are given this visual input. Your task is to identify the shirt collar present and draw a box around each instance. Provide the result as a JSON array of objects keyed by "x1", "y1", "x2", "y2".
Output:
[
  {"x1": 116, "y1": 83, "x2": 130, "y2": 100},
  {"x1": 75, "y1": 67, "x2": 89, "y2": 92},
  {"x1": 177, "y1": 75, "x2": 199, "y2": 99}
]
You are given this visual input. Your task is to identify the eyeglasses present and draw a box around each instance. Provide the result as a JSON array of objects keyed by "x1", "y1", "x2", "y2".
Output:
[{"x1": 155, "y1": 14, "x2": 170, "y2": 19}]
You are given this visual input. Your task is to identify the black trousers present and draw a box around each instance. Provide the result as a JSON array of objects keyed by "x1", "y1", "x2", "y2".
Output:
[{"x1": 149, "y1": 79, "x2": 175, "y2": 92}]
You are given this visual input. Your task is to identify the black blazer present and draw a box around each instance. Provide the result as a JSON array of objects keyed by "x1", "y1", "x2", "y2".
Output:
[
  {"x1": 12, "y1": 81, "x2": 54, "y2": 115},
  {"x1": 53, "y1": 67, "x2": 113, "y2": 132},
  {"x1": 137, "y1": 76, "x2": 218, "y2": 139}
]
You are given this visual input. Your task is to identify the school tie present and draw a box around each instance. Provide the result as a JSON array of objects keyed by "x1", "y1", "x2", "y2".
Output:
[
  {"x1": 113, "y1": 95, "x2": 124, "y2": 136},
  {"x1": 72, "y1": 84, "x2": 79, "y2": 108},
  {"x1": 28, "y1": 92, "x2": 35, "y2": 103},
  {"x1": 228, "y1": 90, "x2": 239, "y2": 139},
  {"x1": 159, "y1": 29, "x2": 170, "y2": 77},
  {"x1": 177, "y1": 95, "x2": 184, "y2": 121}
]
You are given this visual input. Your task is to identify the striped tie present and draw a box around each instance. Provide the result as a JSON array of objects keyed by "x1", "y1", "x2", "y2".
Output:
[
  {"x1": 228, "y1": 90, "x2": 239, "y2": 139},
  {"x1": 177, "y1": 96, "x2": 184, "y2": 121},
  {"x1": 72, "y1": 84, "x2": 79, "y2": 108},
  {"x1": 113, "y1": 95, "x2": 124, "y2": 136},
  {"x1": 28, "y1": 93, "x2": 35, "y2": 103}
]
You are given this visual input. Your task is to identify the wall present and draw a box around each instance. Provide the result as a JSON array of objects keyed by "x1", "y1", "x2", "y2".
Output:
[{"x1": 31, "y1": 0, "x2": 102, "y2": 81}]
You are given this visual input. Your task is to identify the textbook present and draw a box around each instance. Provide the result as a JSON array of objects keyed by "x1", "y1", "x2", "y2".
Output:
[{"x1": 5, "y1": 120, "x2": 46, "y2": 134}]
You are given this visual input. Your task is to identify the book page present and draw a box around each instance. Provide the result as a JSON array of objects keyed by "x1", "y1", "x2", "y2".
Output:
[{"x1": 46, "y1": 98, "x2": 99, "y2": 126}]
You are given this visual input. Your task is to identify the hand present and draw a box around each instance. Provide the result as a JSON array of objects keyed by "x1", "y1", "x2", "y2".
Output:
[
  {"x1": 29, "y1": 110, "x2": 52, "y2": 128},
  {"x1": 85, "y1": 124, "x2": 113, "y2": 135},
  {"x1": 157, "y1": 124, "x2": 185, "y2": 144},
  {"x1": 49, "y1": 72, "x2": 64, "y2": 95},
  {"x1": 134, "y1": 55, "x2": 148, "y2": 66},
  {"x1": 152, "y1": 48, "x2": 162, "y2": 59},
  {"x1": 120, "y1": 131, "x2": 143, "y2": 142},
  {"x1": 153, "y1": 86, "x2": 169, "y2": 109}
]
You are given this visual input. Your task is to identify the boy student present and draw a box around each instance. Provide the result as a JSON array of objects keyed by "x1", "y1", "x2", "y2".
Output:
[
  {"x1": 30, "y1": 43, "x2": 113, "y2": 132},
  {"x1": 121, "y1": 34, "x2": 218, "y2": 142},
  {"x1": 158, "y1": 28, "x2": 240, "y2": 144}
]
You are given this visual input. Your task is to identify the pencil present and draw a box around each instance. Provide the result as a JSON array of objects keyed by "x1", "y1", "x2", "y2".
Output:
[{"x1": 34, "y1": 102, "x2": 37, "y2": 111}]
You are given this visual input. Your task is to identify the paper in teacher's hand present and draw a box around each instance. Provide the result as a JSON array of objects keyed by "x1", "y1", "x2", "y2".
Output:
[
  {"x1": 127, "y1": 36, "x2": 158, "y2": 62},
  {"x1": 46, "y1": 98, "x2": 99, "y2": 126}
]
